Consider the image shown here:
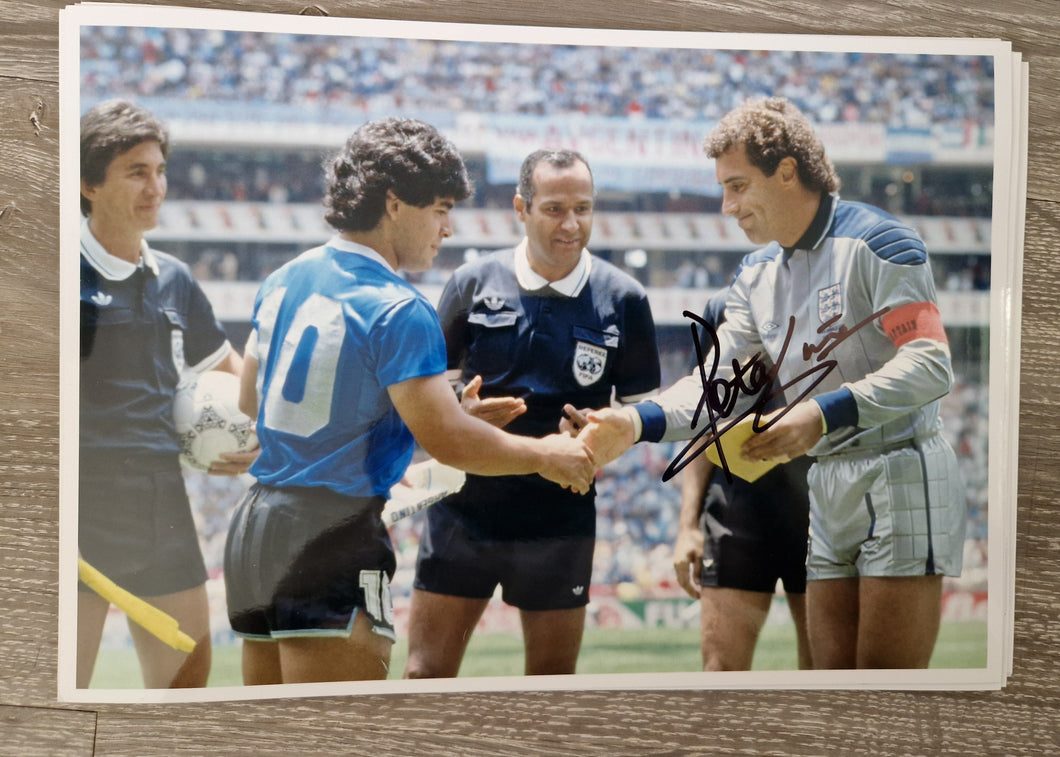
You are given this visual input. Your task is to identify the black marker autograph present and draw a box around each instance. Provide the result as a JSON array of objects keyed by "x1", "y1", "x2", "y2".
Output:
[{"x1": 661, "y1": 307, "x2": 890, "y2": 483}]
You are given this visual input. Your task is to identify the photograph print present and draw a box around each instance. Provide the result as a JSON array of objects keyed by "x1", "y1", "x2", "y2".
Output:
[{"x1": 59, "y1": 4, "x2": 1021, "y2": 702}]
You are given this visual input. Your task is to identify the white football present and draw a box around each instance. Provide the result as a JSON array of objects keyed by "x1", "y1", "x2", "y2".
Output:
[{"x1": 173, "y1": 371, "x2": 258, "y2": 471}]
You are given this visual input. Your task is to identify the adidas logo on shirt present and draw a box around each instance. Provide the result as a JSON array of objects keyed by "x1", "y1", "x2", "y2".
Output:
[{"x1": 90, "y1": 291, "x2": 113, "y2": 307}]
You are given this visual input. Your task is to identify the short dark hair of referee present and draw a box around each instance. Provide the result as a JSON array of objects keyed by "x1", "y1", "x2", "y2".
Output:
[{"x1": 516, "y1": 148, "x2": 594, "y2": 208}]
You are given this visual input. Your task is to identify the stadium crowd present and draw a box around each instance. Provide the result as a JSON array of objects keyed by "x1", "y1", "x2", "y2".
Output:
[
  {"x1": 81, "y1": 27, "x2": 995, "y2": 128},
  {"x1": 152, "y1": 146, "x2": 993, "y2": 219}
]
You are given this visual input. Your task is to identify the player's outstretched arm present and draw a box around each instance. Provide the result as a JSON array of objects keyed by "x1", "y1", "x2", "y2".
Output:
[
  {"x1": 391, "y1": 373, "x2": 595, "y2": 493},
  {"x1": 576, "y1": 406, "x2": 638, "y2": 468},
  {"x1": 460, "y1": 374, "x2": 527, "y2": 429},
  {"x1": 674, "y1": 453, "x2": 712, "y2": 599}
]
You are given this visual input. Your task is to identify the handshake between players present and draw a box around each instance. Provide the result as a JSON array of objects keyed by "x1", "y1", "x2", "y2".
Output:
[{"x1": 564, "y1": 401, "x2": 825, "y2": 477}]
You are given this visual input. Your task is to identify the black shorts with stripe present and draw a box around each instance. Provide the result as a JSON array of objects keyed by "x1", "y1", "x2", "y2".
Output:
[
  {"x1": 699, "y1": 455, "x2": 812, "y2": 595},
  {"x1": 223, "y1": 482, "x2": 395, "y2": 641}
]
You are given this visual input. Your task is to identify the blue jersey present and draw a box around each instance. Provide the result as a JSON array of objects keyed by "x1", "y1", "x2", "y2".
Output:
[
  {"x1": 247, "y1": 237, "x2": 447, "y2": 499},
  {"x1": 80, "y1": 220, "x2": 230, "y2": 464}
]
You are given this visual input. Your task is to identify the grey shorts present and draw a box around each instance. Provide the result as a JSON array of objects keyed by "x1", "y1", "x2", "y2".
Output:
[{"x1": 806, "y1": 434, "x2": 967, "y2": 580}]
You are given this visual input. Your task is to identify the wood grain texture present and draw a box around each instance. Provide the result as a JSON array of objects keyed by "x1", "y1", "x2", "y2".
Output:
[{"x1": 2, "y1": 0, "x2": 1057, "y2": 753}]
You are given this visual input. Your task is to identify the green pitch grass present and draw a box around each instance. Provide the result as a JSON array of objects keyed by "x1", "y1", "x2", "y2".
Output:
[{"x1": 89, "y1": 621, "x2": 988, "y2": 688}]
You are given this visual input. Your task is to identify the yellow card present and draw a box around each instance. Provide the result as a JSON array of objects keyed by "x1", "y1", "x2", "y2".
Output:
[{"x1": 702, "y1": 416, "x2": 780, "y2": 483}]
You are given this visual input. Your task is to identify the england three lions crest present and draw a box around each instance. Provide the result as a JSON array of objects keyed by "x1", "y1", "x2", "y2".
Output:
[
  {"x1": 573, "y1": 341, "x2": 607, "y2": 386},
  {"x1": 818, "y1": 284, "x2": 843, "y2": 325}
]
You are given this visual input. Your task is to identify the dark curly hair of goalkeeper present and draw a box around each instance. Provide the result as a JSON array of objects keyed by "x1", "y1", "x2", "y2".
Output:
[
  {"x1": 324, "y1": 117, "x2": 473, "y2": 232},
  {"x1": 703, "y1": 97, "x2": 840, "y2": 194}
]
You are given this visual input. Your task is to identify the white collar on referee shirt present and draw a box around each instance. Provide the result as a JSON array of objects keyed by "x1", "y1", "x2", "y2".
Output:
[
  {"x1": 513, "y1": 238, "x2": 592, "y2": 297},
  {"x1": 80, "y1": 218, "x2": 159, "y2": 280}
]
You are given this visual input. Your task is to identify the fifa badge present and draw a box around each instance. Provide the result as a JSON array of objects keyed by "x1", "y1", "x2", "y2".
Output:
[{"x1": 573, "y1": 341, "x2": 606, "y2": 386}]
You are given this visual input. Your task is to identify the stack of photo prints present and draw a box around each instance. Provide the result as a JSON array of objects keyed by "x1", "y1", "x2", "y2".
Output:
[{"x1": 59, "y1": 2, "x2": 1027, "y2": 702}]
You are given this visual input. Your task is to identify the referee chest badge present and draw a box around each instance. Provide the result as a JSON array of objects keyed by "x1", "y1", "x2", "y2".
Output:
[
  {"x1": 573, "y1": 341, "x2": 607, "y2": 386},
  {"x1": 818, "y1": 283, "x2": 843, "y2": 324}
]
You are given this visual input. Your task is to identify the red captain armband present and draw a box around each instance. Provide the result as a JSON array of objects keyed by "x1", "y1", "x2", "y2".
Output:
[{"x1": 880, "y1": 302, "x2": 949, "y2": 348}]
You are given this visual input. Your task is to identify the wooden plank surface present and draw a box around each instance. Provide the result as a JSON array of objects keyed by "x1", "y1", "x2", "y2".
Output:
[{"x1": 2, "y1": 0, "x2": 1057, "y2": 753}]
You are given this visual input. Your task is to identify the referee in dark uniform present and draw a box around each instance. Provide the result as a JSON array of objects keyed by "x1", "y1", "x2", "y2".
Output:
[{"x1": 405, "y1": 149, "x2": 661, "y2": 677}]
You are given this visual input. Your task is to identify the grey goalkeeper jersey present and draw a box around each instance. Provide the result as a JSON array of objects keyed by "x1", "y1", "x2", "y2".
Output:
[{"x1": 638, "y1": 194, "x2": 954, "y2": 457}]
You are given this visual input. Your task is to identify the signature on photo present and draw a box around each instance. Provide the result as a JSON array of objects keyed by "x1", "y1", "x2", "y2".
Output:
[{"x1": 663, "y1": 306, "x2": 890, "y2": 482}]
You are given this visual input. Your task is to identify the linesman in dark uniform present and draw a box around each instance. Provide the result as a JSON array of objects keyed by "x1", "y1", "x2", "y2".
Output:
[{"x1": 78, "y1": 100, "x2": 254, "y2": 688}]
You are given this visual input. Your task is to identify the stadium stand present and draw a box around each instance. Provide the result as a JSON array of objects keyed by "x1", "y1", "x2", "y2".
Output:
[{"x1": 81, "y1": 28, "x2": 995, "y2": 128}]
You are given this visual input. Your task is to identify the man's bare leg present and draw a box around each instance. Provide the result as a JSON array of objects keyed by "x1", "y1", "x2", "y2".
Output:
[
  {"x1": 76, "y1": 590, "x2": 110, "y2": 688},
  {"x1": 404, "y1": 589, "x2": 490, "y2": 679},
  {"x1": 128, "y1": 584, "x2": 211, "y2": 688},
  {"x1": 278, "y1": 610, "x2": 393, "y2": 683},
  {"x1": 806, "y1": 577, "x2": 859, "y2": 669},
  {"x1": 241, "y1": 639, "x2": 282, "y2": 686},
  {"x1": 856, "y1": 575, "x2": 943, "y2": 668},
  {"x1": 785, "y1": 591, "x2": 813, "y2": 670},
  {"x1": 699, "y1": 587, "x2": 772, "y2": 671},
  {"x1": 520, "y1": 606, "x2": 585, "y2": 675}
]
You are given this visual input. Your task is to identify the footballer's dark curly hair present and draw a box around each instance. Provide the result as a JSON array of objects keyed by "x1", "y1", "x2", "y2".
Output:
[
  {"x1": 516, "y1": 148, "x2": 594, "y2": 208},
  {"x1": 324, "y1": 118, "x2": 472, "y2": 232},
  {"x1": 80, "y1": 99, "x2": 170, "y2": 217},
  {"x1": 703, "y1": 97, "x2": 840, "y2": 194}
]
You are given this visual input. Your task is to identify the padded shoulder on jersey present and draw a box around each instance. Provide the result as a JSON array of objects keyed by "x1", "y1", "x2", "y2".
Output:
[
  {"x1": 732, "y1": 243, "x2": 782, "y2": 280},
  {"x1": 835, "y1": 201, "x2": 927, "y2": 265}
]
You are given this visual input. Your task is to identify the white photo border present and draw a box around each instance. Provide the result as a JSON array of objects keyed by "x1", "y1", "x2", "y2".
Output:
[{"x1": 58, "y1": 3, "x2": 1025, "y2": 703}]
